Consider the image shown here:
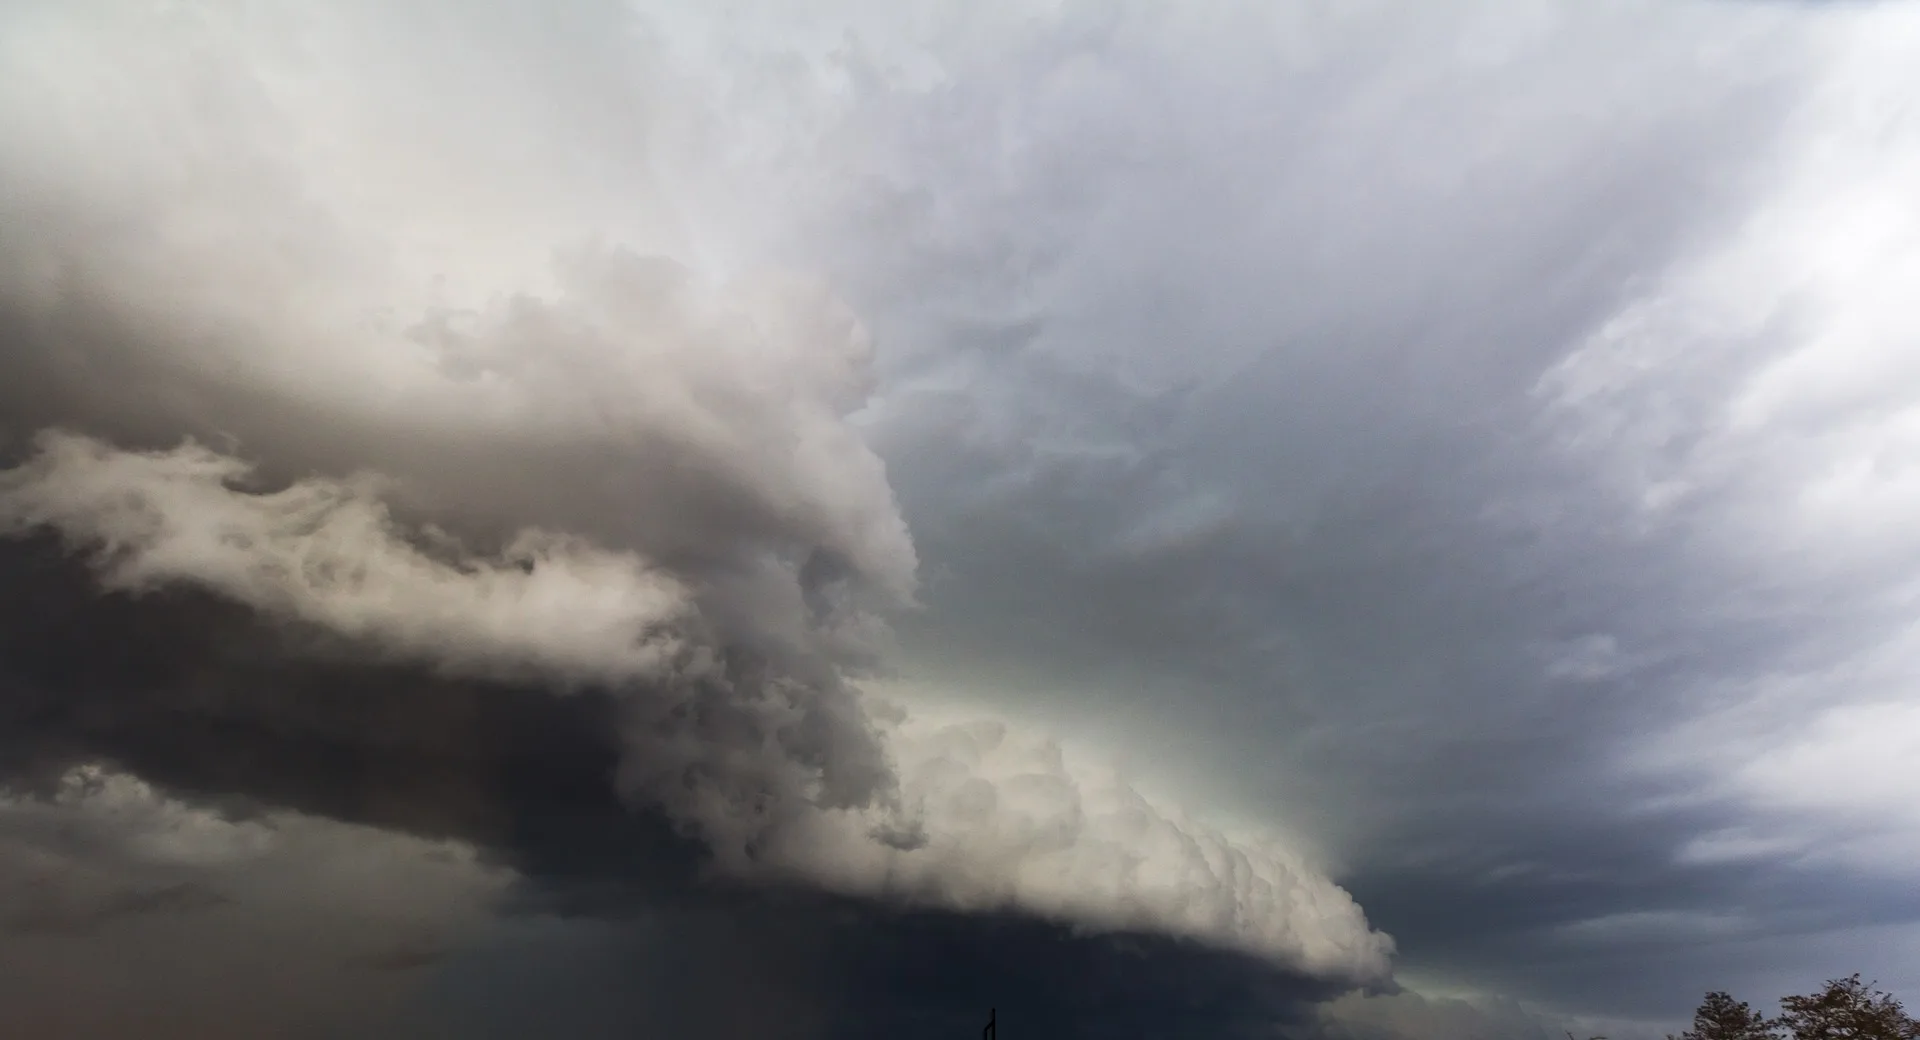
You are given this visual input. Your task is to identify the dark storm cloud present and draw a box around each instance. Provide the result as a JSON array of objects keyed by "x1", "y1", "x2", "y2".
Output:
[
  {"x1": 0, "y1": 585, "x2": 517, "y2": 1040},
  {"x1": 7, "y1": 0, "x2": 1920, "y2": 1036},
  {"x1": 0, "y1": 534, "x2": 1364, "y2": 1039},
  {"x1": 681, "y1": 0, "x2": 1920, "y2": 1025}
]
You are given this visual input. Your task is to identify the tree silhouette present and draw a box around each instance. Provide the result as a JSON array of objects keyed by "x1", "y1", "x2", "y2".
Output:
[
  {"x1": 1674, "y1": 976, "x2": 1920, "y2": 1040},
  {"x1": 1672, "y1": 991, "x2": 1776, "y2": 1040},
  {"x1": 1774, "y1": 975, "x2": 1920, "y2": 1040}
]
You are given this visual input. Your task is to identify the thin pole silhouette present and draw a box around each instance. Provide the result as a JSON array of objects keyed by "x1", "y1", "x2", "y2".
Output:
[{"x1": 984, "y1": 1008, "x2": 996, "y2": 1040}]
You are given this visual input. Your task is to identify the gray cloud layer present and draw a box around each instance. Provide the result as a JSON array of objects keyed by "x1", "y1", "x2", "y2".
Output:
[
  {"x1": 613, "y1": 0, "x2": 1920, "y2": 1023},
  {"x1": 5, "y1": 0, "x2": 1920, "y2": 1035},
  {"x1": 0, "y1": 762, "x2": 511, "y2": 1039}
]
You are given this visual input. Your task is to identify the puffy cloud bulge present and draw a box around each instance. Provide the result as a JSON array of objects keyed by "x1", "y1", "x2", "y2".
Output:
[{"x1": 0, "y1": 0, "x2": 1389, "y2": 985}]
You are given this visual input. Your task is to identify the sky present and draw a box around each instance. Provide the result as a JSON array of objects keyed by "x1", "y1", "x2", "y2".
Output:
[{"x1": 1, "y1": 0, "x2": 1918, "y2": 1037}]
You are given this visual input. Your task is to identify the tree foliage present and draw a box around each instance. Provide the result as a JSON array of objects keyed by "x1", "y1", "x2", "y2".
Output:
[
  {"x1": 1774, "y1": 975, "x2": 1920, "y2": 1040},
  {"x1": 1675, "y1": 991, "x2": 1776, "y2": 1040},
  {"x1": 1674, "y1": 976, "x2": 1920, "y2": 1040}
]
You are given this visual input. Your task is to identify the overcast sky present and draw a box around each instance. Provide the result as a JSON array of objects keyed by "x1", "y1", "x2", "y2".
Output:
[{"x1": 2, "y1": 1, "x2": 1918, "y2": 1037}]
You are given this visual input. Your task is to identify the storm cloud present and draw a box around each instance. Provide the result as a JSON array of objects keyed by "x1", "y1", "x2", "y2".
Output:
[
  {"x1": 4, "y1": 0, "x2": 1920, "y2": 1036},
  {"x1": 0, "y1": 1, "x2": 1395, "y2": 1033}
]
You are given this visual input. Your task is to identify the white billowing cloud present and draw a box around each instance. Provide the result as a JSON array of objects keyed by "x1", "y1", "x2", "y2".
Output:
[
  {"x1": 0, "y1": 764, "x2": 513, "y2": 1038},
  {"x1": 0, "y1": 431, "x2": 692, "y2": 685},
  {"x1": 740, "y1": 704, "x2": 1394, "y2": 979},
  {"x1": 0, "y1": 0, "x2": 915, "y2": 863},
  {"x1": 0, "y1": 0, "x2": 917, "y2": 612},
  {"x1": 0, "y1": 0, "x2": 1393, "y2": 980}
]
